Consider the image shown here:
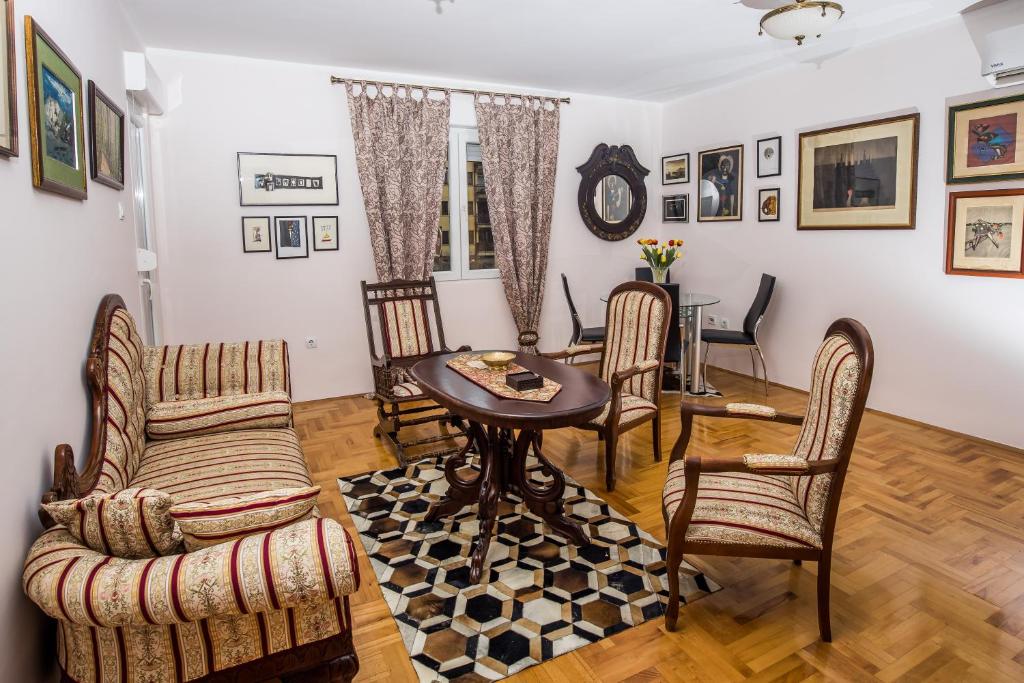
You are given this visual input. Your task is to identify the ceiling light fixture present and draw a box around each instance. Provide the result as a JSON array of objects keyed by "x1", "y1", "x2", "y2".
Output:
[{"x1": 759, "y1": 0, "x2": 845, "y2": 46}]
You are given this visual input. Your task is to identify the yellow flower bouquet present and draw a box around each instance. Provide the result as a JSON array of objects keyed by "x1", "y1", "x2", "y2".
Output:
[{"x1": 636, "y1": 238, "x2": 683, "y2": 283}]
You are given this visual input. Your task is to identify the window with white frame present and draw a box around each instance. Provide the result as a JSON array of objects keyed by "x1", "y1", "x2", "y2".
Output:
[{"x1": 433, "y1": 127, "x2": 498, "y2": 280}]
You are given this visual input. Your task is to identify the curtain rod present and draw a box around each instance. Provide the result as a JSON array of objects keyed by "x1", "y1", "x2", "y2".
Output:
[{"x1": 330, "y1": 76, "x2": 571, "y2": 104}]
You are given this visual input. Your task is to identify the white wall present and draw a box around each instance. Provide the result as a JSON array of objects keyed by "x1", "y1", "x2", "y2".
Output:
[
  {"x1": 661, "y1": 19, "x2": 1024, "y2": 449},
  {"x1": 146, "y1": 49, "x2": 663, "y2": 402},
  {"x1": 0, "y1": 1, "x2": 142, "y2": 680}
]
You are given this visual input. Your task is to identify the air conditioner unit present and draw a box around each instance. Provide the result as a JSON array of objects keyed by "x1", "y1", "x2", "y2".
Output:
[{"x1": 962, "y1": 0, "x2": 1024, "y2": 89}]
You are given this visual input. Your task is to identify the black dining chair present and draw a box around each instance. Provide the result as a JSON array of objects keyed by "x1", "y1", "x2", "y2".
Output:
[
  {"x1": 561, "y1": 273, "x2": 605, "y2": 348},
  {"x1": 702, "y1": 273, "x2": 776, "y2": 396}
]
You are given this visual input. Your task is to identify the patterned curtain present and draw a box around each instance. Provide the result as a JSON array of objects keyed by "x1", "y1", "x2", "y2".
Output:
[
  {"x1": 474, "y1": 96, "x2": 561, "y2": 352},
  {"x1": 346, "y1": 82, "x2": 451, "y2": 281}
]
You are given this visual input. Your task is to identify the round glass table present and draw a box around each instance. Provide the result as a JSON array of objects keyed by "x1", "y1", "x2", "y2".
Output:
[{"x1": 679, "y1": 293, "x2": 720, "y2": 394}]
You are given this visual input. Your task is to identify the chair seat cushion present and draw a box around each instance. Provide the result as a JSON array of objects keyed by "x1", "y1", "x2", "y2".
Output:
[
  {"x1": 701, "y1": 329, "x2": 755, "y2": 345},
  {"x1": 392, "y1": 381, "x2": 423, "y2": 398},
  {"x1": 581, "y1": 326, "x2": 606, "y2": 342},
  {"x1": 583, "y1": 393, "x2": 657, "y2": 428},
  {"x1": 145, "y1": 391, "x2": 292, "y2": 440},
  {"x1": 663, "y1": 460, "x2": 821, "y2": 549},
  {"x1": 131, "y1": 429, "x2": 313, "y2": 504}
]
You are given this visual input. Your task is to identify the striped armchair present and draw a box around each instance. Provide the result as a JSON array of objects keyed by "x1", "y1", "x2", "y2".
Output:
[
  {"x1": 662, "y1": 319, "x2": 874, "y2": 642},
  {"x1": 26, "y1": 295, "x2": 360, "y2": 683}
]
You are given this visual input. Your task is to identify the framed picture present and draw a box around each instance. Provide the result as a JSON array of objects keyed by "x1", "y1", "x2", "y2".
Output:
[
  {"x1": 274, "y1": 216, "x2": 308, "y2": 259},
  {"x1": 757, "y1": 136, "x2": 781, "y2": 177},
  {"x1": 0, "y1": 0, "x2": 17, "y2": 157},
  {"x1": 238, "y1": 153, "x2": 338, "y2": 206},
  {"x1": 663, "y1": 194, "x2": 688, "y2": 222},
  {"x1": 758, "y1": 188, "x2": 780, "y2": 222},
  {"x1": 662, "y1": 153, "x2": 689, "y2": 185},
  {"x1": 947, "y1": 92, "x2": 1024, "y2": 184},
  {"x1": 798, "y1": 113, "x2": 919, "y2": 230},
  {"x1": 945, "y1": 189, "x2": 1024, "y2": 278},
  {"x1": 697, "y1": 144, "x2": 743, "y2": 222},
  {"x1": 312, "y1": 215, "x2": 339, "y2": 251},
  {"x1": 241, "y1": 216, "x2": 271, "y2": 253},
  {"x1": 25, "y1": 16, "x2": 87, "y2": 199},
  {"x1": 87, "y1": 81, "x2": 124, "y2": 190}
]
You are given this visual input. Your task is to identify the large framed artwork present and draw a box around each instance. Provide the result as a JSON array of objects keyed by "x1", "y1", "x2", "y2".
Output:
[
  {"x1": 945, "y1": 189, "x2": 1024, "y2": 279},
  {"x1": 87, "y1": 81, "x2": 124, "y2": 190},
  {"x1": 238, "y1": 152, "x2": 339, "y2": 206},
  {"x1": 0, "y1": 0, "x2": 17, "y2": 157},
  {"x1": 662, "y1": 153, "x2": 689, "y2": 184},
  {"x1": 947, "y1": 92, "x2": 1024, "y2": 184},
  {"x1": 756, "y1": 136, "x2": 781, "y2": 177},
  {"x1": 274, "y1": 216, "x2": 309, "y2": 259},
  {"x1": 25, "y1": 16, "x2": 87, "y2": 199},
  {"x1": 697, "y1": 144, "x2": 743, "y2": 222},
  {"x1": 797, "y1": 113, "x2": 919, "y2": 230}
]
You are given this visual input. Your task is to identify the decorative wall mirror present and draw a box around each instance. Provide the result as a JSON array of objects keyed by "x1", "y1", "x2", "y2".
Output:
[{"x1": 576, "y1": 144, "x2": 650, "y2": 241}]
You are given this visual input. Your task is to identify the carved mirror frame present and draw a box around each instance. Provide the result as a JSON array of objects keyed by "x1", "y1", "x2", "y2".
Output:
[{"x1": 576, "y1": 144, "x2": 650, "y2": 241}]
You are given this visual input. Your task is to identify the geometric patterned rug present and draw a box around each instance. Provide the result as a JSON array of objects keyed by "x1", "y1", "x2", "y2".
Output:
[{"x1": 339, "y1": 457, "x2": 721, "y2": 682}]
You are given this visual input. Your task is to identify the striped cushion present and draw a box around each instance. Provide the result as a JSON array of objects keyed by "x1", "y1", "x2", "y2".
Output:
[
  {"x1": 41, "y1": 488, "x2": 182, "y2": 558},
  {"x1": 600, "y1": 289, "x2": 667, "y2": 402},
  {"x1": 146, "y1": 391, "x2": 292, "y2": 440},
  {"x1": 663, "y1": 460, "x2": 821, "y2": 549},
  {"x1": 379, "y1": 299, "x2": 433, "y2": 359},
  {"x1": 583, "y1": 393, "x2": 657, "y2": 428},
  {"x1": 392, "y1": 381, "x2": 423, "y2": 398},
  {"x1": 131, "y1": 429, "x2": 313, "y2": 504},
  {"x1": 170, "y1": 486, "x2": 320, "y2": 551},
  {"x1": 142, "y1": 340, "x2": 290, "y2": 409}
]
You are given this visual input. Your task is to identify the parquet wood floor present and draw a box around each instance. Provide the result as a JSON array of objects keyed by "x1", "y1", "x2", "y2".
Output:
[{"x1": 293, "y1": 367, "x2": 1024, "y2": 682}]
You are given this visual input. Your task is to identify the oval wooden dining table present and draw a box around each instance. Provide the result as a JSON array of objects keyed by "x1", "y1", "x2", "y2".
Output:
[{"x1": 409, "y1": 351, "x2": 611, "y2": 583}]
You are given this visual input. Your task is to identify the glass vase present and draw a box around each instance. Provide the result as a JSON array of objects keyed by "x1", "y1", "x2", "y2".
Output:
[{"x1": 651, "y1": 265, "x2": 668, "y2": 284}]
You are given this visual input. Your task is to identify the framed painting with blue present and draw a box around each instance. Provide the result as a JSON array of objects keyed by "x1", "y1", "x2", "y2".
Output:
[
  {"x1": 948, "y1": 92, "x2": 1024, "y2": 184},
  {"x1": 24, "y1": 16, "x2": 86, "y2": 199}
]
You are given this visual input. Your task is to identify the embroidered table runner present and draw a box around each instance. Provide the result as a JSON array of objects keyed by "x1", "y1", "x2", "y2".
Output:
[{"x1": 446, "y1": 354, "x2": 562, "y2": 403}]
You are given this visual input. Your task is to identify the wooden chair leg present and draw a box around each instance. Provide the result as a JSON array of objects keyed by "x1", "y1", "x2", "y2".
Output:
[
  {"x1": 793, "y1": 559, "x2": 802, "y2": 566},
  {"x1": 652, "y1": 414, "x2": 662, "y2": 463},
  {"x1": 664, "y1": 541, "x2": 683, "y2": 631},
  {"x1": 817, "y1": 554, "x2": 832, "y2": 642},
  {"x1": 604, "y1": 430, "x2": 618, "y2": 492}
]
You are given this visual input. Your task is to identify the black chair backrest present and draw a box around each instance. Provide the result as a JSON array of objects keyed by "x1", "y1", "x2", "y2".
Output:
[
  {"x1": 635, "y1": 266, "x2": 670, "y2": 283},
  {"x1": 661, "y1": 283, "x2": 682, "y2": 363},
  {"x1": 561, "y1": 273, "x2": 583, "y2": 345},
  {"x1": 743, "y1": 274, "x2": 777, "y2": 336}
]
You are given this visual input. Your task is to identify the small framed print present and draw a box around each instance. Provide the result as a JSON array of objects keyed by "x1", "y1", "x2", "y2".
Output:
[
  {"x1": 87, "y1": 81, "x2": 125, "y2": 190},
  {"x1": 945, "y1": 189, "x2": 1024, "y2": 278},
  {"x1": 947, "y1": 92, "x2": 1024, "y2": 184},
  {"x1": 758, "y1": 188, "x2": 780, "y2": 222},
  {"x1": 241, "y1": 216, "x2": 271, "y2": 253},
  {"x1": 274, "y1": 216, "x2": 309, "y2": 259},
  {"x1": 312, "y1": 215, "x2": 339, "y2": 251},
  {"x1": 663, "y1": 194, "x2": 688, "y2": 222},
  {"x1": 757, "y1": 136, "x2": 781, "y2": 178},
  {"x1": 662, "y1": 153, "x2": 689, "y2": 185}
]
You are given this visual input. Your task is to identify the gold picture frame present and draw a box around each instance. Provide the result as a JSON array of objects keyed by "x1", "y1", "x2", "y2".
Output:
[
  {"x1": 0, "y1": 0, "x2": 17, "y2": 157},
  {"x1": 797, "y1": 113, "x2": 919, "y2": 230}
]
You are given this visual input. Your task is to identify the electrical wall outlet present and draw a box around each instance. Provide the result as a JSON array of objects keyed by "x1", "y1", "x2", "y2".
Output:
[
  {"x1": 719, "y1": 318, "x2": 730, "y2": 330},
  {"x1": 705, "y1": 314, "x2": 717, "y2": 328},
  {"x1": 304, "y1": 337, "x2": 318, "y2": 349}
]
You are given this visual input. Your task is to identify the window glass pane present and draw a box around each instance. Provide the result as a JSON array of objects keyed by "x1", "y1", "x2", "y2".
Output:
[
  {"x1": 466, "y1": 142, "x2": 494, "y2": 270},
  {"x1": 434, "y1": 155, "x2": 451, "y2": 272}
]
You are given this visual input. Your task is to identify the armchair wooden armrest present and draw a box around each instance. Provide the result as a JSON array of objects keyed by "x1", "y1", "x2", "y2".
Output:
[
  {"x1": 611, "y1": 359, "x2": 660, "y2": 390},
  {"x1": 681, "y1": 401, "x2": 804, "y2": 425},
  {"x1": 541, "y1": 343, "x2": 604, "y2": 361},
  {"x1": 688, "y1": 453, "x2": 839, "y2": 475}
]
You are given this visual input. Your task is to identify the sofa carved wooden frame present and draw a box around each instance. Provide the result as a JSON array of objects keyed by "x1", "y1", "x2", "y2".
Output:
[{"x1": 39, "y1": 294, "x2": 358, "y2": 683}]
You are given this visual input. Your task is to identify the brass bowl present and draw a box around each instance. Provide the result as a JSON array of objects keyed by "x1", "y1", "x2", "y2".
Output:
[{"x1": 480, "y1": 351, "x2": 516, "y2": 370}]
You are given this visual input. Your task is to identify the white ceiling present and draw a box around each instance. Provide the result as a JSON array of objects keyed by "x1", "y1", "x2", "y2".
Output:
[{"x1": 118, "y1": 0, "x2": 977, "y2": 101}]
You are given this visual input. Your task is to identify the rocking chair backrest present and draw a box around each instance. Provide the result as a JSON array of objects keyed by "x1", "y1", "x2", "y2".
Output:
[
  {"x1": 790, "y1": 318, "x2": 874, "y2": 537},
  {"x1": 361, "y1": 278, "x2": 445, "y2": 362},
  {"x1": 599, "y1": 281, "x2": 671, "y2": 403}
]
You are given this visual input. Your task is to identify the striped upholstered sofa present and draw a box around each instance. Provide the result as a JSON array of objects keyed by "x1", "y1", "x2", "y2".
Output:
[{"x1": 23, "y1": 295, "x2": 360, "y2": 683}]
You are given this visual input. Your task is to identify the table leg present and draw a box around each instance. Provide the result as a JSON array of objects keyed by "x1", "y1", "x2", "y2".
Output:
[
  {"x1": 424, "y1": 422, "x2": 485, "y2": 523},
  {"x1": 469, "y1": 425, "x2": 502, "y2": 583},
  {"x1": 689, "y1": 305, "x2": 704, "y2": 394},
  {"x1": 511, "y1": 429, "x2": 587, "y2": 546}
]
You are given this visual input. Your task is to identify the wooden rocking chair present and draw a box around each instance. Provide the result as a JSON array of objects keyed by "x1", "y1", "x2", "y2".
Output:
[{"x1": 361, "y1": 277, "x2": 470, "y2": 465}]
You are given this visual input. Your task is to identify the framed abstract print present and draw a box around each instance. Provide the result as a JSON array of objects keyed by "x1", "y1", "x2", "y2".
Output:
[
  {"x1": 0, "y1": 0, "x2": 17, "y2": 157},
  {"x1": 697, "y1": 144, "x2": 743, "y2": 222},
  {"x1": 312, "y1": 215, "x2": 339, "y2": 251},
  {"x1": 757, "y1": 136, "x2": 781, "y2": 177},
  {"x1": 663, "y1": 194, "x2": 688, "y2": 222},
  {"x1": 87, "y1": 81, "x2": 124, "y2": 190},
  {"x1": 25, "y1": 16, "x2": 87, "y2": 199},
  {"x1": 947, "y1": 93, "x2": 1024, "y2": 184},
  {"x1": 274, "y1": 216, "x2": 308, "y2": 259},
  {"x1": 662, "y1": 153, "x2": 689, "y2": 185},
  {"x1": 238, "y1": 152, "x2": 338, "y2": 206},
  {"x1": 758, "y1": 188, "x2": 780, "y2": 222},
  {"x1": 241, "y1": 216, "x2": 271, "y2": 253},
  {"x1": 945, "y1": 189, "x2": 1024, "y2": 279},
  {"x1": 798, "y1": 113, "x2": 919, "y2": 230}
]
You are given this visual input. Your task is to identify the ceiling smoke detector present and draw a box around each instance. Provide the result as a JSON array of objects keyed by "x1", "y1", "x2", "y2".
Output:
[{"x1": 758, "y1": 0, "x2": 845, "y2": 45}]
